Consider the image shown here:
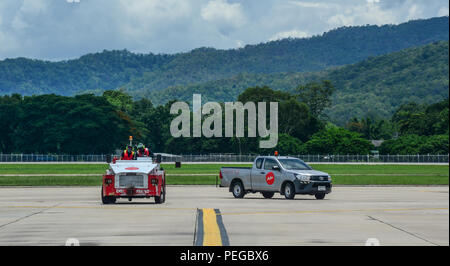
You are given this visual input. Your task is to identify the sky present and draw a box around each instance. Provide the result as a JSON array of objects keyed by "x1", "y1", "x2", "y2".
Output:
[{"x1": 0, "y1": 0, "x2": 448, "y2": 60}]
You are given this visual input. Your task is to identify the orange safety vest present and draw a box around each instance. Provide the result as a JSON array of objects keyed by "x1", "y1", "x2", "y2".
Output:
[
  {"x1": 122, "y1": 150, "x2": 134, "y2": 160},
  {"x1": 138, "y1": 148, "x2": 150, "y2": 157}
]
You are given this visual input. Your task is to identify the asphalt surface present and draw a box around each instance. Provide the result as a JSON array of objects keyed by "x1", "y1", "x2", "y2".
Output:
[{"x1": 0, "y1": 186, "x2": 448, "y2": 246}]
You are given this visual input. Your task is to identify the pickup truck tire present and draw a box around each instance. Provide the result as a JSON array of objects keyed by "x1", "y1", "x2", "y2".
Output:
[
  {"x1": 231, "y1": 181, "x2": 245, "y2": 198},
  {"x1": 262, "y1": 192, "x2": 275, "y2": 199},
  {"x1": 283, "y1": 182, "x2": 295, "y2": 200},
  {"x1": 315, "y1": 193, "x2": 326, "y2": 200}
]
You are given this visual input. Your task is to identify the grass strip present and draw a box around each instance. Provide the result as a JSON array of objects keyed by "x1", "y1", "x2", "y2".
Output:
[{"x1": 0, "y1": 174, "x2": 447, "y2": 186}]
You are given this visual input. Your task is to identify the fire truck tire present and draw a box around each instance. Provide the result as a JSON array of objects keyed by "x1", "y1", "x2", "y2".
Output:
[
  {"x1": 155, "y1": 183, "x2": 166, "y2": 204},
  {"x1": 101, "y1": 187, "x2": 116, "y2": 204},
  {"x1": 231, "y1": 181, "x2": 245, "y2": 198},
  {"x1": 283, "y1": 182, "x2": 295, "y2": 200},
  {"x1": 101, "y1": 196, "x2": 109, "y2": 204},
  {"x1": 262, "y1": 192, "x2": 275, "y2": 199},
  {"x1": 315, "y1": 193, "x2": 326, "y2": 200}
]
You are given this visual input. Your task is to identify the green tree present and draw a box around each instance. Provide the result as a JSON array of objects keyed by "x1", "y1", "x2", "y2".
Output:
[
  {"x1": 391, "y1": 99, "x2": 449, "y2": 136},
  {"x1": 103, "y1": 89, "x2": 133, "y2": 113},
  {"x1": 266, "y1": 134, "x2": 303, "y2": 155},
  {"x1": 346, "y1": 117, "x2": 393, "y2": 140},
  {"x1": 302, "y1": 126, "x2": 373, "y2": 154},
  {"x1": 0, "y1": 94, "x2": 22, "y2": 153},
  {"x1": 12, "y1": 94, "x2": 136, "y2": 154},
  {"x1": 295, "y1": 80, "x2": 335, "y2": 117}
]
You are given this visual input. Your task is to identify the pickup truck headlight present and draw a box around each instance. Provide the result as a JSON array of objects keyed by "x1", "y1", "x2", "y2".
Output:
[{"x1": 295, "y1": 174, "x2": 310, "y2": 181}]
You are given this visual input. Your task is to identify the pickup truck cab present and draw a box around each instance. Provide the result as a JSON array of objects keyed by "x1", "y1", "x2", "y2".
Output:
[{"x1": 220, "y1": 156, "x2": 332, "y2": 200}]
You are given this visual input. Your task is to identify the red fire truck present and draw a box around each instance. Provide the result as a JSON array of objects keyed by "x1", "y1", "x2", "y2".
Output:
[{"x1": 101, "y1": 156, "x2": 166, "y2": 204}]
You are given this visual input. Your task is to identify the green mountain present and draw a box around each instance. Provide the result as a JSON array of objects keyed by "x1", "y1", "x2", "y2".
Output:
[
  {"x1": 151, "y1": 41, "x2": 449, "y2": 125},
  {"x1": 0, "y1": 16, "x2": 448, "y2": 96}
]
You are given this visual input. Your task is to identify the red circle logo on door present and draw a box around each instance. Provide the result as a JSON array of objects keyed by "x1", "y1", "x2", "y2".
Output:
[
  {"x1": 126, "y1": 167, "x2": 139, "y2": 170},
  {"x1": 266, "y1": 172, "x2": 275, "y2": 185}
]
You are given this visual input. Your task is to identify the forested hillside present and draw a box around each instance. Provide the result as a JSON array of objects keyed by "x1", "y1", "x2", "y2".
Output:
[
  {"x1": 152, "y1": 41, "x2": 449, "y2": 125},
  {"x1": 0, "y1": 16, "x2": 448, "y2": 97},
  {"x1": 1, "y1": 90, "x2": 447, "y2": 155}
]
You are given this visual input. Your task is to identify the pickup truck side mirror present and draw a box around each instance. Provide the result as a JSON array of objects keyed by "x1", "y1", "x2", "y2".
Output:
[{"x1": 272, "y1": 165, "x2": 280, "y2": 171}]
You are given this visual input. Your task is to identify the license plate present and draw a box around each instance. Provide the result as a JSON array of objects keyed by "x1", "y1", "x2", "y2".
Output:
[{"x1": 318, "y1": 186, "x2": 326, "y2": 191}]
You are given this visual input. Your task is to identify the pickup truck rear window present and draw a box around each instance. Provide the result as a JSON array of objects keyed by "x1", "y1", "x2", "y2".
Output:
[{"x1": 255, "y1": 158, "x2": 264, "y2": 169}]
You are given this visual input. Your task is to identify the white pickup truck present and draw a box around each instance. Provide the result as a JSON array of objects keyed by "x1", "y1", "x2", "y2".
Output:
[{"x1": 219, "y1": 156, "x2": 332, "y2": 200}]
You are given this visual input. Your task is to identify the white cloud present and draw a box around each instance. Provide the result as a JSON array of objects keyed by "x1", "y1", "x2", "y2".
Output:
[
  {"x1": 0, "y1": 0, "x2": 447, "y2": 60},
  {"x1": 407, "y1": 4, "x2": 424, "y2": 20},
  {"x1": 201, "y1": 0, "x2": 247, "y2": 34},
  {"x1": 19, "y1": 0, "x2": 48, "y2": 14},
  {"x1": 9, "y1": 0, "x2": 48, "y2": 30},
  {"x1": 326, "y1": 1, "x2": 398, "y2": 27},
  {"x1": 437, "y1": 6, "x2": 449, "y2": 16},
  {"x1": 269, "y1": 29, "x2": 309, "y2": 41},
  {"x1": 289, "y1": 1, "x2": 337, "y2": 9}
]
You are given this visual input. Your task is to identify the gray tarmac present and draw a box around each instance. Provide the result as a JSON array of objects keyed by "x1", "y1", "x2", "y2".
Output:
[{"x1": 0, "y1": 186, "x2": 448, "y2": 246}]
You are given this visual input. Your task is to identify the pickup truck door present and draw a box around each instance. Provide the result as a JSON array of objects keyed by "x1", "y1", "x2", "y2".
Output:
[
  {"x1": 250, "y1": 158, "x2": 265, "y2": 190},
  {"x1": 258, "y1": 159, "x2": 283, "y2": 192}
]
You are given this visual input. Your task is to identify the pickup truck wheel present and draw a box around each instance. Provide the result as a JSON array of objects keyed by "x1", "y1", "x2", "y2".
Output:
[
  {"x1": 283, "y1": 182, "x2": 295, "y2": 200},
  {"x1": 262, "y1": 192, "x2": 275, "y2": 199},
  {"x1": 231, "y1": 181, "x2": 245, "y2": 198},
  {"x1": 315, "y1": 193, "x2": 326, "y2": 200}
]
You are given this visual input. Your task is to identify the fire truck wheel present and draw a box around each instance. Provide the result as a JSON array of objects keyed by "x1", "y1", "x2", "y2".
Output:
[
  {"x1": 155, "y1": 184, "x2": 166, "y2": 204},
  {"x1": 101, "y1": 196, "x2": 109, "y2": 204},
  {"x1": 283, "y1": 182, "x2": 295, "y2": 200},
  {"x1": 101, "y1": 187, "x2": 116, "y2": 204},
  {"x1": 261, "y1": 192, "x2": 275, "y2": 199}
]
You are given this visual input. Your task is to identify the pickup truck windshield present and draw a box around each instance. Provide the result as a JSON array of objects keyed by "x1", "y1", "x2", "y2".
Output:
[{"x1": 278, "y1": 159, "x2": 312, "y2": 170}]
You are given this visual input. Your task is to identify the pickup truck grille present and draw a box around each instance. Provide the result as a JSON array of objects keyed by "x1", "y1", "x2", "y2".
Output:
[
  {"x1": 312, "y1": 183, "x2": 331, "y2": 188},
  {"x1": 310, "y1": 176, "x2": 329, "y2": 181},
  {"x1": 118, "y1": 175, "x2": 145, "y2": 188}
]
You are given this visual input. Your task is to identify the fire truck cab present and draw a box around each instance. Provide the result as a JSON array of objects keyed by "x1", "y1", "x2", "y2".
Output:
[{"x1": 101, "y1": 157, "x2": 166, "y2": 204}]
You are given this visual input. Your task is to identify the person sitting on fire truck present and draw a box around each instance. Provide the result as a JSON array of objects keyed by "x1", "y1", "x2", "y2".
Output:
[
  {"x1": 136, "y1": 143, "x2": 154, "y2": 157},
  {"x1": 121, "y1": 145, "x2": 135, "y2": 160}
]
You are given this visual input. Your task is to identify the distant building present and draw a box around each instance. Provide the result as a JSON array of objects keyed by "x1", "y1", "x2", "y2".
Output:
[{"x1": 371, "y1": 140, "x2": 384, "y2": 147}]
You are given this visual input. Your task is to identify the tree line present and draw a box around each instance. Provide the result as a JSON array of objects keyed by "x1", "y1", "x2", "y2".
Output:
[{"x1": 1, "y1": 82, "x2": 447, "y2": 155}]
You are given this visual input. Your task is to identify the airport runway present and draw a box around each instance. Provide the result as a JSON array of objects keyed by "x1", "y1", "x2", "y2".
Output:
[{"x1": 0, "y1": 186, "x2": 448, "y2": 246}]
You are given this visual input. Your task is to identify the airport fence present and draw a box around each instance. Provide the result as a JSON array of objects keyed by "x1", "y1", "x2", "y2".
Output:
[{"x1": 0, "y1": 153, "x2": 448, "y2": 163}]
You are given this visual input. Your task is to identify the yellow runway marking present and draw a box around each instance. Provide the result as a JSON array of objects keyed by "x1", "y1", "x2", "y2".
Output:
[
  {"x1": 220, "y1": 207, "x2": 449, "y2": 216},
  {"x1": 194, "y1": 208, "x2": 229, "y2": 246},
  {"x1": 202, "y1": 208, "x2": 222, "y2": 246}
]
